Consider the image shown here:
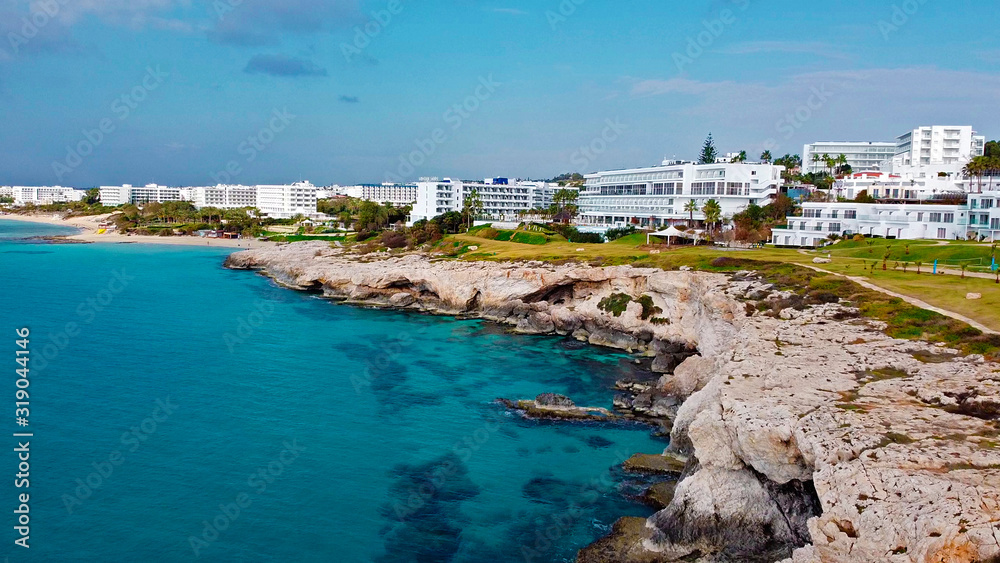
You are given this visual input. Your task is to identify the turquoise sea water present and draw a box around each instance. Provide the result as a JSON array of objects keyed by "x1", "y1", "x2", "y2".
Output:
[{"x1": 0, "y1": 219, "x2": 665, "y2": 562}]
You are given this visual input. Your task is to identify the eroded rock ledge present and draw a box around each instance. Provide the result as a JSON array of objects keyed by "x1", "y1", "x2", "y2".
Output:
[{"x1": 225, "y1": 242, "x2": 1000, "y2": 563}]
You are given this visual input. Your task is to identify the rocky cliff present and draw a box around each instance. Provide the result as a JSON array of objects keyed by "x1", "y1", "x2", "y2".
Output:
[{"x1": 225, "y1": 242, "x2": 1000, "y2": 563}]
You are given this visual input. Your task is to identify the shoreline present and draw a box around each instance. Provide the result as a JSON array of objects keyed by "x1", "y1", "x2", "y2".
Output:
[
  {"x1": 0, "y1": 213, "x2": 277, "y2": 249},
  {"x1": 225, "y1": 242, "x2": 1000, "y2": 563}
]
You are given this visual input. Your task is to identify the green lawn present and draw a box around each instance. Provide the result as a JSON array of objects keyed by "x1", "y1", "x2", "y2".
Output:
[
  {"x1": 434, "y1": 235, "x2": 1000, "y2": 334},
  {"x1": 824, "y1": 239, "x2": 996, "y2": 270}
]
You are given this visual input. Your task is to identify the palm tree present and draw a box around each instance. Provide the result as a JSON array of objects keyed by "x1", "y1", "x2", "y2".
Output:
[
  {"x1": 760, "y1": 150, "x2": 772, "y2": 164},
  {"x1": 702, "y1": 199, "x2": 722, "y2": 231},
  {"x1": 734, "y1": 150, "x2": 747, "y2": 163},
  {"x1": 684, "y1": 200, "x2": 699, "y2": 225},
  {"x1": 961, "y1": 263, "x2": 969, "y2": 279},
  {"x1": 916, "y1": 261, "x2": 922, "y2": 275}
]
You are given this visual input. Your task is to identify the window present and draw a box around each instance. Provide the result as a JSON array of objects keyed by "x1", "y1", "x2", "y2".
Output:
[
  {"x1": 928, "y1": 213, "x2": 942, "y2": 223},
  {"x1": 828, "y1": 223, "x2": 841, "y2": 232},
  {"x1": 937, "y1": 228, "x2": 947, "y2": 239},
  {"x1": 943, "y1": 213, "x2": 954, "y2": 223},
  {"x1": 845, "y1": 210, "x2": 857, "y2": 219},
  {"x1": 993, "y1": 218, "x2": 1000, "y2": 230}
]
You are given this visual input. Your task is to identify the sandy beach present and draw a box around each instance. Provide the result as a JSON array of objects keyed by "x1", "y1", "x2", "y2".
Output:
[{"x1": 0, "y1": 213, "x2": 277, "y2": 249}]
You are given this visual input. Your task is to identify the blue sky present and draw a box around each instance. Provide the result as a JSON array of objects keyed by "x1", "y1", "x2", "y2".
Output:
[{"x1": 0, "y1": 0, "x2": 997, "y2": 187}]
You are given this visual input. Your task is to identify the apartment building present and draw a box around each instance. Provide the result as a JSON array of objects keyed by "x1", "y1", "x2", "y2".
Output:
[
  {"x1": 99, "y1": 184, "x2": 183, "y2": 206},
  {"x1": 256, "y1": 181, "x2": 318, "y2": 219},
  {"x1": 772, "y1": 201, "x2": 971, "y2": 247},
  {"x1": 408, "y1": 178, "x2": 563, "y2": 223},
  {"x1": 343, "y1": 184, "x2": 418, "y2": 206},
  {"x1": 577, "y1": 161, "x2": 784, "y2": 229},
  {"x1": 180, "y1": 185, "x2": 258, "y2": 209},
  {"x1": 11, "y1": 186, "x2": 86, "y2": 205}
]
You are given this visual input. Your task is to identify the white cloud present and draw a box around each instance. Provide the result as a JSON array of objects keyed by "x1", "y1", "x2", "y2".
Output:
[{"x1": 715, "y1": 40, "x2": 850, "y2": 60}]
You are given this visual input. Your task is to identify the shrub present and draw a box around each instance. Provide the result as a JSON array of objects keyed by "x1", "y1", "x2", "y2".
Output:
[
  {"x1": 598, "y1": 293, "x2": 633, "y2": 317},
  {"x1": 636, "y1": 295, "x2": 662, "y2": 320},
  {"x1": 853, "y1": 234, "x2": 865, "y2": 242},
  {"x1": 606, "y1": 225, "x2": 637, "y2": 242},
  {"x1": 380, "y1": 231, "x2": 407, "y2": 249}
]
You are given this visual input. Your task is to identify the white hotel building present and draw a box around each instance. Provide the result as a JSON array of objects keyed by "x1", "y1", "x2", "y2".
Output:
[
  {"x1": 802, "y1": 142, "x2": 897, "y2": 174},
  {"x1": 343, "y1": 184, "x2": 418, "y2": 206},
  {"x1": 256, "y1": 182, "x2": 318, "y2": 219},
  {"x1": 408, "y1": 178, "x2": 566, "y2": 224},
  {"x1": 772, "y1": 202, "x2": 971, "y2": 247},
  {"x1": 577, "y1": 161, "x2": 784, "y2": 229},
  {"x1": 99, "y1": 182, "x2": 319, "y2": 219},
  {"x1": 180, "y1": 185, "x2": 258, "y2": 209},
  {"x1": 99, "y1": 184, "x2": 184, "y2": 206},
  {"x1": 11, "y1": 186, "x2": 86, "y2": 205}
]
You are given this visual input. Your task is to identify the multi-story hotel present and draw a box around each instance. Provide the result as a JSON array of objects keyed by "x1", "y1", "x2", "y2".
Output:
[
  {"x1": 408, "y1": 178, "x2": 565, "y2": 224},
  {"x1": 577, "y1": 161, "x2": 784, "y2": 229},
  {"x1": 802, "y1": 142, "x2": 896, "y2": 174},
  {"x1": 99, "y1": 184, "x2": 184, "y2": 206},
  {"x1": 11, "y1": 186, "x2": 86, "y2": 205},
  {"x1": 343, "y1": 184, "x2": 419, "y2": 206},
  {"x1": 772, "y1": 201, "x2": 973, "y2": 247},
  {"x1": 180, "y1": 185, "x2": 258, "y2": 209},
  {"x1": 891, "y1": 126, "x2": 985, "y2": 168},
  {"x1": 256, "y1": 181, "x2": 318, "y2": 219}
]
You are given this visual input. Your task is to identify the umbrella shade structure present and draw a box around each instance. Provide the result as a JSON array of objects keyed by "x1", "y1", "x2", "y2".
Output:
[{"x1": 647, "y1": 226, "x2": 704, "y2": 245}]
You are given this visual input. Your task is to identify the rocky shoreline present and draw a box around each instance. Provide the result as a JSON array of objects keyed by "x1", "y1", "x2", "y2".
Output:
[{"x1": 225, "y1": 242, "x2": 1000, "y2": 562}]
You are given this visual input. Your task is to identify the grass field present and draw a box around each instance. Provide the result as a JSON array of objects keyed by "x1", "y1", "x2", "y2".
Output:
[{"x1": 429, "y1": 232, "x2": 1000, "y2": 334}]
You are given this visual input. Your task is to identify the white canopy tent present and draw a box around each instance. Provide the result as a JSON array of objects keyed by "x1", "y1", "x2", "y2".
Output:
[{"x1": 647, "y1": 226, "x2": 705, "y2": 245}]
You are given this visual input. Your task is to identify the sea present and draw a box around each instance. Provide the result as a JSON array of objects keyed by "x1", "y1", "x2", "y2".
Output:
[{"x1": 0, "y1": 219, "x2": 665, "y2": 562}]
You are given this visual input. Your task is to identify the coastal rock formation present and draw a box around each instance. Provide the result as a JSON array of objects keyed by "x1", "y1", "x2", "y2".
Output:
[
  {"x1": 224, "y1": 242, "x2": 740, "y2": 362},
  {"x1": 226, "y1": 243, "x2": 1000, "y2": 563}
]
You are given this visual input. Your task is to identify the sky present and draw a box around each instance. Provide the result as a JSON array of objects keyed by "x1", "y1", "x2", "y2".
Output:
[{"x1": 0, "y1": 0, "x2": 997, "y2": 187}]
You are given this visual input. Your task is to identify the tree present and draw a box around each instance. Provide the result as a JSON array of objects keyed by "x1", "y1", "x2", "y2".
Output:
[
  {"x1": 702, "y1": 199, "x2": 722, "y2": 230},
  {"x1": 854, "y1": 190, "x2": 876, "y2": 203},
  {"x1": 462, "y1": 189, "x2": 484, "y2": 231},
  {"x1": 684, "y1": 200, "x2": 699, "y2": 224},
  {"x1": 760, "y1": 150, "x2": 772, "y2": 163},
  {"x1": 699, "y1": 134, "x2": 718, "y2": 164},
  {"x1": 986, "y1": 140, "x2": 1000, "y2": 158},
  {"x1": 551, "y1": 188, "x2": 579, "y2": 223},
  {"x1": 733, "y1": 150, "x2": 747, "y2": 163},
  {"x1": 84, "y1": 188, "x2": 101, "y2": 205}
]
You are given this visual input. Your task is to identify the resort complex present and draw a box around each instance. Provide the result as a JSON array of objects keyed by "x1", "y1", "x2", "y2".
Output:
[{"x1": 3, "y1": 123, "x2": 997, "y2": 247}]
